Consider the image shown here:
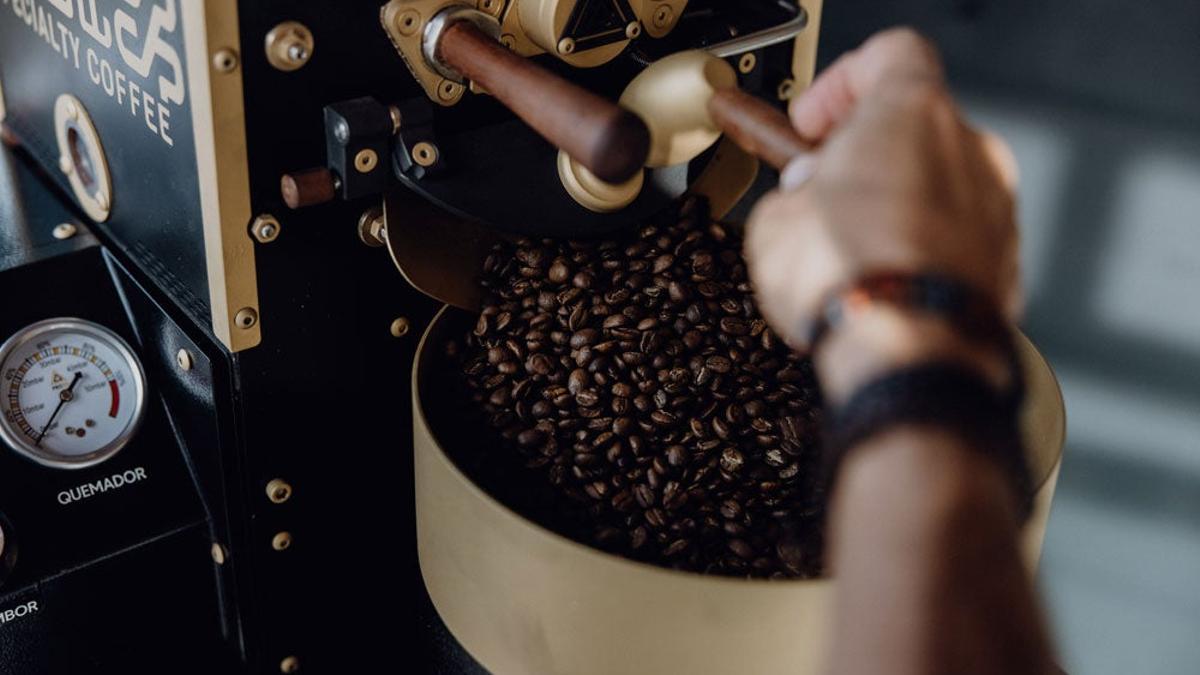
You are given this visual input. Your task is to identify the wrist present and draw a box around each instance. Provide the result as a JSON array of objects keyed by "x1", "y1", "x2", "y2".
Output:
[{"x1": 815, "y1": 304, "x2": 1013, "y2": 406}]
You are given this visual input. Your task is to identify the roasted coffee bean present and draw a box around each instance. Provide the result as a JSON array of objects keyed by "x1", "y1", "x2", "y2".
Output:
[{"x1": 461, "y1": 199, "x2": 824, "y2": 579}]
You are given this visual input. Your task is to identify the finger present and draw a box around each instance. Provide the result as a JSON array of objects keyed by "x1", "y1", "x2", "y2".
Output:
[
  {"x1": 790, "y1": 27, "x2": 946, "y2": 142},
  {"x1": 780, "y1": 152, "x2": 819, "y2": 190}
]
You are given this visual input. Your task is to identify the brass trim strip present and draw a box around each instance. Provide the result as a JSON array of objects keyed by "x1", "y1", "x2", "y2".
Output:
[
  {"x1": 182, "y1": 0, "x2": 262, "y2": 351},
  {"x1": 792, "y1": 0, "x2": 823, "y2": 89}
]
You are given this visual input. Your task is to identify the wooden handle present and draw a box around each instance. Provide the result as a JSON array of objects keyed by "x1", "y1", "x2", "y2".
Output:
[
  {"x1": 707, "y1": 88, "x2": 812, "y2": 171},
  {"x1": 437, "y1": 21, "x2": 649, "y2": 184},
  {"x1": 281, "y1": 167, "x2": 337, "y2": 209}
]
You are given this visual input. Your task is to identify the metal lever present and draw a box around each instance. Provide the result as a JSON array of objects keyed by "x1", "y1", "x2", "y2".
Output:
[{"x1": 424, "y1": 7, "x2": 651, "y2": 184}]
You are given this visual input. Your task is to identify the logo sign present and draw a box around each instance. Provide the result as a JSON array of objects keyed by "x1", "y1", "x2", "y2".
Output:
[{"x1": 2, "y1": 0, "x2": 185, "y2": 147}]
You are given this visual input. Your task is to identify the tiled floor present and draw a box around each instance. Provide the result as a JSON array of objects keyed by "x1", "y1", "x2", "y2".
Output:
[{"x1": 966, "y1": 92, "x2": 1200, "y2": 675}]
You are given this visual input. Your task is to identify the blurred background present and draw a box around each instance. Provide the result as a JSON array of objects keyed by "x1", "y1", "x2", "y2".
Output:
[{"x1": 818, "y1": 1, "x2": 1200, "y2": 673}]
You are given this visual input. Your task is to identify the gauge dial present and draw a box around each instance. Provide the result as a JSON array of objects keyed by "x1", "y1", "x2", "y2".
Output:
[{"x1": 0, "y1": 319, "x2": 146, "y2": 469}]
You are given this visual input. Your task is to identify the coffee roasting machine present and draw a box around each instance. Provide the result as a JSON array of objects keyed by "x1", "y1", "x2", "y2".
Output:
[{"x1": 0, "y1": 0, "x2": 857, "y2": 671}]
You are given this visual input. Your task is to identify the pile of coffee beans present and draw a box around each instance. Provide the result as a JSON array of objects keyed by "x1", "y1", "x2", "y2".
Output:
[{"x1": 459, "y1": 200, "x2": 825, "y2": 578}]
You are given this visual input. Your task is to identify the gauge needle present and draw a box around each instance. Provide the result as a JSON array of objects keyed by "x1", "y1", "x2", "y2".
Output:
[{"x1": 36, "y1": 371, "x2": 82, "y2": 447}]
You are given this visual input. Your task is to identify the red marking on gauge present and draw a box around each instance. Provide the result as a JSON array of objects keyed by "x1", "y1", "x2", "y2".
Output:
[{"x1": 108, "y1": 380, "x2": 119, "y2": 418}]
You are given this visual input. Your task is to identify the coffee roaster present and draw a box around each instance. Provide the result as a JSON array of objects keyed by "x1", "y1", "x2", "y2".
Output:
[{"x1": 0, "y1": 1, "x2": 1063, "y2": 673}]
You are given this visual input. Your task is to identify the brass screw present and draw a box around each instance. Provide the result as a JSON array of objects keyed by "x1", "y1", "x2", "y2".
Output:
[
  {"x1": 251, "y1": 214, "x2": 282, "y2": 243},
  {"x1": 411, "y1": 142, "x2": 439, "y2": 167},
  {"x1": 557, "y1": 37, "x2": 576, "y2": 55},
  {"x1": 479, "y1": 0, "x2": 503, "y2": 16},
  {"x1": 777, "y1": 78, "x2": 796, "y2": 101},
  {"x1": 176, "y1": 349, "x2": 193, "y2": 371},
  {"x1": 390, "y1": 317, "x2": 412, "y2": 338},
  {"x1": 212, "y1": 48, "x2": 239, "y2": 73},
  {"x1": 437, "y1": 80, "x2": 464, "y2": 102},
  {"x1": 626, "y1": 21, "x2": 642, "y2": 39},
  {"x1": 266, "y1": 479, "x2": 293, "y2": 504},
  {"x1": 52, "y1": 223, "x2": 77, "y2": 240},
  {"x1": 357, "y1": 207, "x2": 387, "y2": 248},
  {"x1": 738, "y1": 53, "x2": 757, "y2": 74},
  {"x1": 500, "y1": 34, "x2": 516, "y2": 49},
  {"x1": 211, "y1": 543, "x2": 228, "y2": 565},
  {"x1": 354, "y1": 149, "x2": 379, "y2": 174},
  {"x1": 272, "y1": 531, "x2": 293, "y2": 551},
  {"x1": 280, "y1": 656, "x2": 301, "y2": 673},
  {"x1": 396, "y1": 9, "x2": 421, "y2": 36},
  {"x1": 653, "y1": 4, "x2": 673, "y2": 29},
  {"x1": 234, "y1": 307, "x2": 259, "y2": 330}
]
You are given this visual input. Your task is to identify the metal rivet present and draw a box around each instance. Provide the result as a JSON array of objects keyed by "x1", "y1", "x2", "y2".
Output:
[
  {"x1": 557, "y1": 37, "x2": 576, "y2": 55},
  {"x1": 280, "y1": 656, "x2": 301, "y2": 673},
  {"x1": 266, "y1": 479, "x2": 293, "y2": 504},
  {"x1": 213, "y1": 48, "x2": 239, "y2": 73},
  {"x1": 272, "y1": 531, "x2": 293, "y2": 551},
  {"x1": 176, "y1": 349, "x2": 193, "y2": 371},
  {"x1": 390, "y1": 317, "x2": 411, "y2": 338},
  {"x1": 738, "y1": 53, "x2": 757, "y2": 74},
  {"x1": 52, "y1": 223, "x2": 77, "y2": 240},
  {"x1": 626, "y1": 21, "x2": 642, "y2": 39},
  {"x1": 251, "y1": 214, "x2": 282, "y2": 243},
  {"x1": 333, "y1": 119, "x2": 350, "y2": 145},
  {"x1": 234, "y1": 307, "x2": 259, "y2": 330},
  {"x1": 354, "y1": 149, "x2": 378, "y2": 174},
  {"x1": 396, "y1": 9, "x2": 421, "y2": 36},
  {"x1": 211, "y1": 543, "x2": 228, "y2": 565},
  {"x1": 411, "y1": 142, "x2": 439, "y2": 167},
  {"x1": 653, "y1": 4, "x2": 673, "y2": 28},
  {"x1": 59, "y1": 155, "x2": 74, "y2": 175}
]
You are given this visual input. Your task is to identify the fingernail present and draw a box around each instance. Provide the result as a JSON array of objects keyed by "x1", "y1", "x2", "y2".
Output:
[{"x1": 780, "y1": 154, "x2": 817, "y2": 190}]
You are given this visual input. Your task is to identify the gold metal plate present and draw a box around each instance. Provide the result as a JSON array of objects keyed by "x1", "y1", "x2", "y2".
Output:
[
  {"x1": 792, "y1": 0, "x2": 824, "y2": 89},
  {"x1": 382, "y1": 191, "x2": 509, "y2": 311},
  {"x1": 182, "y1": 0, "x2": 262, "y2": 351},
  {"x1": 629, "y1": 0, "x2": 689, "y2": 39},
  {"x1": 382, "y1": 0, "x2": 485, "y2": 106},
  {"x1": 686, "y1": 137, "x2": 760, "y2": 221}
]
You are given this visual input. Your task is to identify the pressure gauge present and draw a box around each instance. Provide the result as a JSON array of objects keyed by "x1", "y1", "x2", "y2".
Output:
[{"x1": 0, "y1": 319, "x2": 146, "y2": 469}]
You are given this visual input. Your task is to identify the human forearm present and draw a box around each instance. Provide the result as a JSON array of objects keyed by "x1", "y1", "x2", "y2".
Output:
[
  {"x1": 818, "y1": 313, "x2": 1055, "y2": 675},
  {"x1": 825, "y1": 427, "x2": 1054, "y2": 675}
]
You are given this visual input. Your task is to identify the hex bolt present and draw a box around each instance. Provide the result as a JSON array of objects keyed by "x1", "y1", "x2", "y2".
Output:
[{"x1": 251, "y1": 214, "x2": 282, "y2": 243}]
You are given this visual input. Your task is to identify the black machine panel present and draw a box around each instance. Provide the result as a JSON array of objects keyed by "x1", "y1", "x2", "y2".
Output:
[{"x1": 0, "y1": 1, "x2": 816, "y2": 672}]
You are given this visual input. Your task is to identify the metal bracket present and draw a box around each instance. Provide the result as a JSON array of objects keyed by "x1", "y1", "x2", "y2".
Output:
[{"x1": 706, "y1": 5, "x2": 809, "y2": 59}]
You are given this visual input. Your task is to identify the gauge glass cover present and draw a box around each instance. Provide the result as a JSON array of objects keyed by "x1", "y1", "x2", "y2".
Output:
[{"x1": 0, "y1": 319, "x2": 146, "y2": 469}]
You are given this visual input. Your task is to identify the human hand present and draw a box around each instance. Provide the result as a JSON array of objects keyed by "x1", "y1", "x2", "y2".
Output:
[{"x1": 744, "y1": 28, "x2": 1021, "y2": 400}]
